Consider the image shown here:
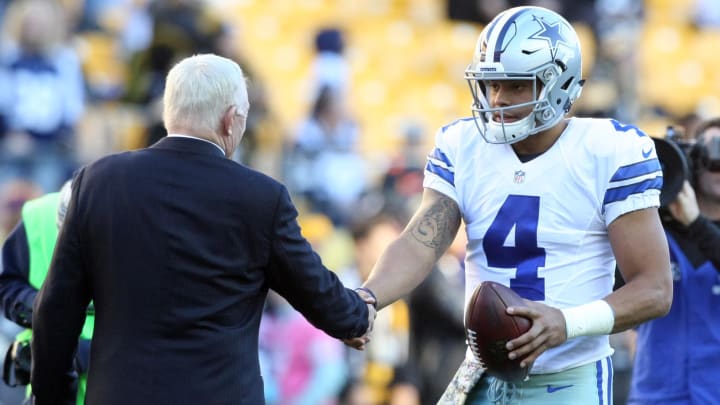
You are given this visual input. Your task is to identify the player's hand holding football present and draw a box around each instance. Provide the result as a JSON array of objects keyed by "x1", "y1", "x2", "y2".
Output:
[
  {"x1": 504, "y1": 300, "x2": 568, "y2": 368},
  {"x1": 342, "y1": 288, "x2": 377, "y2": 351}
]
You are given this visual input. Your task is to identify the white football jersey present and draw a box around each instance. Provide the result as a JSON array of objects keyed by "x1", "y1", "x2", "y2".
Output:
[{"x1": 424, "y1": 117, "x2": 662, "y2": 374}]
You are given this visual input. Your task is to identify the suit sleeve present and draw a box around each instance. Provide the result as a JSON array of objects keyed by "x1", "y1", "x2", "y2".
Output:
[
  {"x1": 0, "y1": 222, "x2": 37, "y2": 327},
  {"x1": 265, "y1": 186, "x2": 369, "y2": 340},
  {"x1": 31, "y1": 168, "x2": 91, "y2": 403}
]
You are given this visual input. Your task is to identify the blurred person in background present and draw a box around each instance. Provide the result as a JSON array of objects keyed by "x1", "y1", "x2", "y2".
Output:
[
  {"x1": 0, "y1": 178, "x2": 41, "y2": 404},
  {"x1": 0, "y1": 0, "x2": 7, "y2": 31},
  {"x1": 0, "y1": 0, "x2": 85, "y2": 193},
  {"x1": 285, "y1": 85, "x2": 366, "y2": 226},
  {"x1": 407, "y1": 228, "x2": 466, "y2": 405},
  {"x1": 381, "y1": 123, "x2": 427, "y2": 215},
  {"x1": 344, "y1": 213, "x2": 420, "y2": 405},
  {"x1": 123, "y1": 0, "x2": 226, "y2": 106},
  {"x1": 628, "y1": 118, "x2": 720, "y2": 405},
  {"x1": 0, "y1": 180, "x2": 42, "y2": 243},
  {"x1": 0, "y1": 179, "x2": 93, "y2": 405},
  {"x1": 260, "y1": 291, "x2": 349, "y2": 405},
  {"x1": 693, "y1": 0, "x2": 720, "y2": 28},
  {"x1": 449, "y1": 0, "x2": 597, "y2": 29},
  {"x1": 123, "y1": 0, "x2": 274, "y2": 170},
  {"x1": 123, "y1": 0, "x2": 228, "y2": 147},
  {"x1": 311, "y1": 27, "x2": 350, "y2": 100}
]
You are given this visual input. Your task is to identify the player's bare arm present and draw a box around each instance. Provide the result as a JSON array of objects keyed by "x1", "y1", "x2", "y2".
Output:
[
  {"x1": 363, "y1": 188, "x2": 461, "y2": 310},
  {"x1": 410, "y1": 192, "x2": 462, "y2": 256},
  {"x1": 605, "y1": 207, "x2": 672, "y2": 330}
]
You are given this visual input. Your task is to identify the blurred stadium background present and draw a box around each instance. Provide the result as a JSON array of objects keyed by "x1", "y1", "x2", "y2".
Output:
[{"x1": 67, "y1": 0, "x2": 720, "y2": 173}]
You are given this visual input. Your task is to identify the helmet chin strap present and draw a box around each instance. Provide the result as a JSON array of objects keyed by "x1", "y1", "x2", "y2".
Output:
[{"x1": 484, "y1": 113, "x2": 536, "y2": 144}]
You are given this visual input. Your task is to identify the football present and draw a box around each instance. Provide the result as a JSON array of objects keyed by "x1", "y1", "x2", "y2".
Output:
[{"x1": 465, "y1": 281, "x2": 532, "y2": 382}]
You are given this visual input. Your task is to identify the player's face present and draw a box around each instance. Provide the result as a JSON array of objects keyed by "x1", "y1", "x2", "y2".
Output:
[
  {"x1": 483, "y1": 80, "x2": 536, "y2": 123},
  {"x1": 696, "y1": 127, "x2": 720, "y2": 202}
]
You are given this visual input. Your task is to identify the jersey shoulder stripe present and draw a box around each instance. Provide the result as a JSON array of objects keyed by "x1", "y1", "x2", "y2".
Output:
[
  {"x1": 604, "y1": 177, "x2": 663, "y2": 205},
  {"x1": 426, "y1": 147, "x2": 455, "y2": 186},
  {"x1": 610, "y1": 159, "x2": 662, "y2": 182}
]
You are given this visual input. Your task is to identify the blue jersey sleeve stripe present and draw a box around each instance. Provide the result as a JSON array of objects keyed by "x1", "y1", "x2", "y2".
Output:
[
  {"x1": 603, "y1": 177, "x2": 663, "y2": 205},
  {"x1": 425, "y1": 161, "x2": 455, "y2": 186},
  {"x1": 610, "y1": 159, "x2": 662, "y2": 182},
  {"x1": 428, "y1": 148, "x2": 453, "y2": 167}
]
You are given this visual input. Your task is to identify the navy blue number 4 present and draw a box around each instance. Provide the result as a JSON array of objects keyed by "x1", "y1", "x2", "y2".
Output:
[{"x1": 483, "y1": 195, "x2": 546, "y2": 300}]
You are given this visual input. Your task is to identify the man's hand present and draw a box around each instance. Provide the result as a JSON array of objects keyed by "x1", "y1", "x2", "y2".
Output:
[
  {"x1": 668, "y1": 180, "x2": 700, "y2": 226},
  {"x1": 504, "y1": 300, "x2": 567, "y2": 368},
  {"x1": 342, "y1": 289, "x2": 377, "y2": 351}
]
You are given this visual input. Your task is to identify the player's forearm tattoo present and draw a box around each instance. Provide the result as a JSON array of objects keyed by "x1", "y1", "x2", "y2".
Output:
[{"x1": 410, "y1": 196, "x2": 461, "y2": 257}]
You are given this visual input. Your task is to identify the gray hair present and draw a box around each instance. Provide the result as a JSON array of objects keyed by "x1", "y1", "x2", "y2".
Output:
[{"x1": 163, "y1": 54, "x2": 249, "y2": 135}]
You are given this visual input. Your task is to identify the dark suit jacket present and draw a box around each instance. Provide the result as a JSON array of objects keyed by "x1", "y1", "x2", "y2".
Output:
[{"x1": 30, "y1": 136, "x2": 369, "y2": 405}]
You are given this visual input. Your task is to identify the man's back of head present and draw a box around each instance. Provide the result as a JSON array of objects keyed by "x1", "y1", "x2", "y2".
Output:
[{"x1": 162, "y1": 54, "x2": 250, "y2": 143}]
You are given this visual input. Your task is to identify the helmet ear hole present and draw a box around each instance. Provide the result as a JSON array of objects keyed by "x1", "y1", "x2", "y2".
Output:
[{"x1": 540, "y1": 109, "x2": 554, "y2": 121}]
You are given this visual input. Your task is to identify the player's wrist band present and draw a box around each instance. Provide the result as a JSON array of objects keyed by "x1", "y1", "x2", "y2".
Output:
[
  {"x1": 354, "y1": 287, "x2": 378, "y2": 309},
  {"x1": 560, "y1": 299, "x2": 615, "y2": 339}
]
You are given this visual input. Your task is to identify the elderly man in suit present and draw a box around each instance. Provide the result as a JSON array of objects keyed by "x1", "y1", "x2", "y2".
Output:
[{"x1": 30, "y1": 53, "x2": 375, "y2": 405}]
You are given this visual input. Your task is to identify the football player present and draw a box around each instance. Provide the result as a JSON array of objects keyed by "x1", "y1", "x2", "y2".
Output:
[{"x1": 352, "y1": 5, "x2": 672, "y2": 404}]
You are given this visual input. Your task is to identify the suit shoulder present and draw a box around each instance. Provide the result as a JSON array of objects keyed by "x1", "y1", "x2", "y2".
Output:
[
  {"x1": 230, "y1": 162, "x2": 285, "y2": 192},
  {"x1": 223, "y1": 162, "x2": 294, "y2": 215},
  {"x1": 82, "y1": 149, "x2": 140, "y2": 174}
]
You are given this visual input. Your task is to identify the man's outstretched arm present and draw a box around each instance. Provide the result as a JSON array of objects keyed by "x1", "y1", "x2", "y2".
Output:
[{"x1": 363, "y1": 188, "x2": 462, "y2": 310}]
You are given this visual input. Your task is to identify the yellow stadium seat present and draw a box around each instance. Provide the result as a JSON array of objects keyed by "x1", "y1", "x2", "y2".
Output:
[{"x1": 75, "y1": 32, "x2": 127, "y2": 94}]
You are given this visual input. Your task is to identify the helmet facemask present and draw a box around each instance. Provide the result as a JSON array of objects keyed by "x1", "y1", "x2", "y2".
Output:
[
  {"x1": 465, "y1": 6, "x2": 585, "y2": 145},
  {"x1": 466, "y1": 64, "x2": 565, "y2": 144}
]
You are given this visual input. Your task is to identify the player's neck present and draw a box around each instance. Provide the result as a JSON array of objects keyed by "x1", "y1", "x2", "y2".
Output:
[{"x1": 511, "y1": 119, "x2": 569, "y2": 156}]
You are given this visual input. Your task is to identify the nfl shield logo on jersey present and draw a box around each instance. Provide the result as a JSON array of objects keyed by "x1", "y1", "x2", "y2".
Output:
[{"x1": 514, "y1": 170, "x2": 526, "y2": 184}]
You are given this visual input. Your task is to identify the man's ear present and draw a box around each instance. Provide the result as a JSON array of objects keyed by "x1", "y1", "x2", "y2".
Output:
[{"x1": 221, "y1": 106, "x2": 235, "y2": 136}]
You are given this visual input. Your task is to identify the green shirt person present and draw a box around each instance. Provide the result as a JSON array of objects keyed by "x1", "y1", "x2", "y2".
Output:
[{"x1": 0, "y1": 180, "x2": 94, "y2": 404}]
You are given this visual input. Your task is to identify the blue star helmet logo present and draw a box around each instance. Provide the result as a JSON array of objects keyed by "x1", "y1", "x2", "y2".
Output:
[{"x1": 529, "y1": 16, "x2": 569, "y2": 59}]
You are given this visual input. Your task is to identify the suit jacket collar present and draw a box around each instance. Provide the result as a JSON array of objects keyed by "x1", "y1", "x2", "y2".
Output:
[{"x1": 151, "y1": 136, "x2": 227, "y2": 158}]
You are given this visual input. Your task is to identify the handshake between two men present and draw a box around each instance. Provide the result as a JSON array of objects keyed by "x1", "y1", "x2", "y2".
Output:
[{"x1": 343, "y1": 287, "x2": 378, "y2": 351}]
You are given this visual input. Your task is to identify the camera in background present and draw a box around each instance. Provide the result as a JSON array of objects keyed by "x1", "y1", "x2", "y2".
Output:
[{"x1": 654, "y1": 125, "x2": 720, "y2": 208}]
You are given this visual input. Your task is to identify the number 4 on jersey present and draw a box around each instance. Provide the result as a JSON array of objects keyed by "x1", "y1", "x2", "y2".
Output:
[{"x1": 483, "y1": 195, "x2": 546, "y2": 300}]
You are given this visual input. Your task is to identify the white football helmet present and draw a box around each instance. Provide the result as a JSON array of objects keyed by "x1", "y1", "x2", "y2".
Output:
[{"x1": 465, "y1": 6, "x2": 585, "y2": 144}]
